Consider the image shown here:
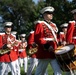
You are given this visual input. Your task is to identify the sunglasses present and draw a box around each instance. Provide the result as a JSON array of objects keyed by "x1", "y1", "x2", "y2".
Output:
[
  {"x1": 45, "y1": 11, "x2": 53, "y2": 14},
  {"x1": 21, "y1": 36, "x2": 25, "y2": 38}
]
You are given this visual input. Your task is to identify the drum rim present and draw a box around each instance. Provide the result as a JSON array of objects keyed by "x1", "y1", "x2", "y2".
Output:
[{"x1": 55, "y1": 44, "x2": 75, "y2": 55}]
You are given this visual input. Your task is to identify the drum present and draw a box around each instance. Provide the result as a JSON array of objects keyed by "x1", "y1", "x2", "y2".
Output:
[{"x1": 55, "y1": 44, "x2": 76, "y2": 71}]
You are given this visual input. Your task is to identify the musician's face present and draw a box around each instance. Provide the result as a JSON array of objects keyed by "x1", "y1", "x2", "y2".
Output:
[
  {"x1": 62, "y1": 28, "x2": 67, "y2": 33},
  {"x1": 21, "y1": 37, "x2": 25, "y2": 41},
  {"x1": 43, "y1": 13, "x2": 53, "y2": 21},
  {"x1": 5, "y1": 27, "x2": 12, "y2": 33}
]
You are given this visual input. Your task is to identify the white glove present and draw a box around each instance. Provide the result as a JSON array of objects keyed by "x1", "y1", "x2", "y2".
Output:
[
  {"x1": 62, "y1": 41, "x2": 66, "y2": 46},
  {"x1": 7, "y1": 44, "x2": 13, "y2": 49}
]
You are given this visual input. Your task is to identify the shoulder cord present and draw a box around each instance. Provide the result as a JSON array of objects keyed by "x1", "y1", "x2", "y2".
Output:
[{"x1": 42, "y1": 21, "x2": 58, "y2": 44}]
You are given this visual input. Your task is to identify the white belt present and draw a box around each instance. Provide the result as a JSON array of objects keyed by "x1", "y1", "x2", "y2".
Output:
[
  {"x1": 19, "y1": 49, "x2": 25, "y2": 52},
  {"x1": 72, "y1": 37, "x2": 76, "y2": 39},
  {"x1": 43, "y1": 38, "x2": 55, "y2": 41}
]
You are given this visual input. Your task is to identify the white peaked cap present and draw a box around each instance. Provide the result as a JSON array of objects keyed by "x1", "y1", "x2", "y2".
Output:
[
  {"x1": 40, "y1": 6, "x2": 54, "y2": 14},
  {"x1": 20, "y1": 34, "x2": 26, "y2": 37},
  {"x1": 71, "y1": 9, "x2": 76, "y2": 14},
  {"x1": 4, "y1": 22, "x2": 13, "y2": 27},
  {"x1": 60, "y1": 23, "x2": 68, "y2": 28},
  {"x1": 11, "y1": 31, "x2": 17, "y2": 35}
]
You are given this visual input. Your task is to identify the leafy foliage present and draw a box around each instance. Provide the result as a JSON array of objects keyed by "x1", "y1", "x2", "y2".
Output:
[{"x1": 0, "y1": 0, "x2": 76, "y2": 35}]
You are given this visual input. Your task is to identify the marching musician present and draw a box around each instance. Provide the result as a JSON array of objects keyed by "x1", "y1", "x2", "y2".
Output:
[
  {"x1": 66, "y1": 9, "x2": 76, "y2": 45},
  {"x1": 58, "y1": 23, "x2": 68, "y2": 46},
  {"x1": 34, "y1": 6, "x2": 62, "y2": 75},
  {"x1": 4, "y1": 31, "x2": 18, "y2": 75},
  {"x1": 18, "y1": 33, "x2": 28, "y2": 75},
  {"x1": 0, "y1": 22, "x2": 20, "y2": 75},
  {"x1": 58, "y1": 23, "x2": 72, "y2": 75},
  {"x1": 66, "y1": 9, "x2": 76, "y2": 75},
  {"x1": 27, "y1": 30, "x2": 48, "y2": 75},
  {"x1": 27, "y1": 30, "x2": 39, "y2": 75}
]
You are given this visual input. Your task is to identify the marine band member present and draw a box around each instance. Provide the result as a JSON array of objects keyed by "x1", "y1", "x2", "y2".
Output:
[
  {"x1": 34, "y1": 6, "x2": 62, "y2": 75},
  {"x1": 0, "y1": 22, "x2": 20, "y2": 75}
]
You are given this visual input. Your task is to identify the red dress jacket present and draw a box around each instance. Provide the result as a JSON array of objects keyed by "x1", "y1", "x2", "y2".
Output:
[
  {"x1": 0, "y1": 33, "x2": 18, "y2": 62},
  {"x1": 58, "y1": 32, "x2": 66, "y2": 44},
  {"x1": 66, "y1": 21, "x2": 76, "y2": 44},
  {"x1": 27, "y1": 31, "x2": 37, "y2": 58},
  {"x1": 34, "y1": 21, "x2": 58, "y2": 59},
  {"x1": 18, "y1": 41, "x2": 27, "y2": 58}
]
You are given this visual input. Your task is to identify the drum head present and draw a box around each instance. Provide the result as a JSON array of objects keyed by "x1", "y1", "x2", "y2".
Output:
[{"x1": 55, "y1": 44, "x2": 75, "y2": 55}]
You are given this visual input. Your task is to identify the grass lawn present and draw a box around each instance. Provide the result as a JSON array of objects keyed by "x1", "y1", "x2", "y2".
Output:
[
  {"x1": 20, "y1": 64, "x2": 66, "y2": 75},
  {"x1": 8, "y1": 58, "x2": 67, "y2": 75},
  {"x1": 8, "y1": 63, "x2": 76, "y2": 75}
]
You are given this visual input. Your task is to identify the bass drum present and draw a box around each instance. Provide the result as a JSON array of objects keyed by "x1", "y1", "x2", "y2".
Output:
[{"x1": 54, "y1": 44, "x2": 76, "y2": 71}]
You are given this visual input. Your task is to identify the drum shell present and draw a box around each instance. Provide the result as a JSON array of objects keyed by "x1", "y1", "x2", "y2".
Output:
[
  {"x1": 55, "y1": 44, "x2": 76, "y2": 71},
  {"x1": 56, "y1": 56, "x2": 76, "y2": 71},
  {"x1": 55, "y1": 48, "x2": 74, "y2": 61}
]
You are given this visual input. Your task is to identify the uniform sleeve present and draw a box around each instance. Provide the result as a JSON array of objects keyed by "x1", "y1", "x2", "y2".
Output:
[
  {"x1": 34, "y1": 23, "x2": 47, "y2": 45},
  {"x1": 66, "y1": 22, "x2": 74, "y2": 43},
  {"x1": 0, "y1": 35, "x2": 3, "y2": 48},
  {"x1": 28, "y1": 33, "x2": 34, "y2": 45}
]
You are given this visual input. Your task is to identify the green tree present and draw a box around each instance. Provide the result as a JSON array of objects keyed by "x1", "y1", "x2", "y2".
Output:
[
  {"x1": 0, "y1": 0, "x2": 76, "y2": 35},
  {"x1": 0, "y1": 0, "x2": 36, "y2": 35}
]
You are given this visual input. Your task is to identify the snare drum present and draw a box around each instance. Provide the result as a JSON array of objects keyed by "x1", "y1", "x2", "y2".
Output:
[{"x1": 55, "y1": 44, "x2": 76, "y2": 71}]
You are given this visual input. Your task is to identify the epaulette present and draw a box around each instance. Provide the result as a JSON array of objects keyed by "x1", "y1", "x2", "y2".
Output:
[
  {"x1": 34, "y1": 20, "x2": 43, "y2": 25},
  {"x1": 0, "y1": 33, "x2": 5, "y2": 35},
  {"x1": 69, "y1": 20, "x2": 75, "y2": 23},
  {"x1": 51, "y1": 22, "x2": 56, "y2": 26},
  {"x1": 30, "y1": 31, "x2": 34, "y2": 34}
]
